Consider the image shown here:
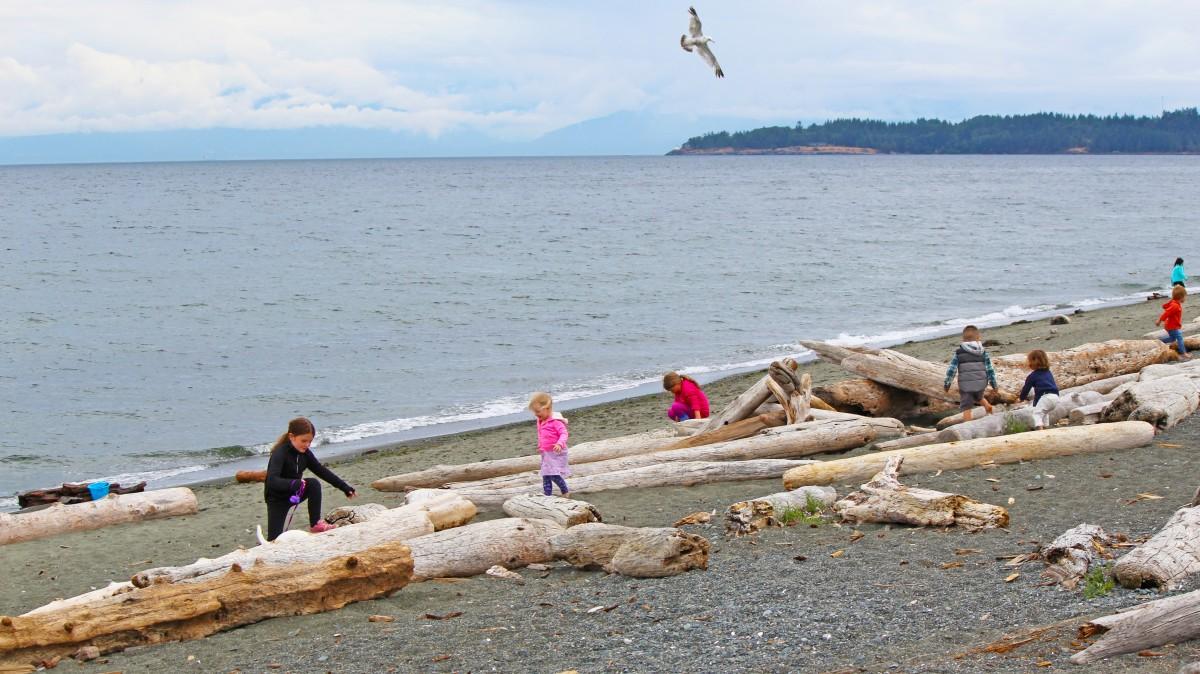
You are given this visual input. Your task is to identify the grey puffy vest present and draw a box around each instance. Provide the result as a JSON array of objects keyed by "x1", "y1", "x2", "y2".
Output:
[{"x1": 955, "y1": 346, "x2": 988, "y2": 393}]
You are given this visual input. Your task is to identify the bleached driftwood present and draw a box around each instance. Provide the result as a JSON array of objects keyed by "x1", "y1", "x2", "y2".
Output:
[
  {"x1": 700, "y1": 358, "x2": 802, "y2": 432},
  {"x1": 502, "y1": 494, "x2": 602, "y2": 527},
  {"x1": 1071, "y1": 588, "x2": 1200, "y2": 664},
  {"x1": 408, "y1": 518, "x2": 562, "y2": 581},
  {"x1": 667, "y1": 410, "x2": 787, "y2": 449},
  {"x1": 1100, "y1": 374, "x2": 1200, "y2": 429},
  {"x1": 833, "y1": 456, "x2": 1008, "y2": 529},
  {"x1": 372, "y1": 429, "x2": 678, "y2": 490},
  {"x1": 1069, "y1": 401, "x2": 1108, "y2": 425},
  {"x1": 1143, "y1": 316, "x2": 1200, "y2": 341},
  {"x1": 766, "y1": 361, "x2": 812, "y2": 424},
  {"x1": 1113, "y1": 493, "x2": 1200, "y2": 590},
  {"x1": 548, "y1": 523, "x2": 709, "y2": 578},
  {"x1": 725, "y1": 486, "x2": 837, "y2": 536},
  {"x1": 325, "y1": 503, "x2": 388, "y2": 527},
  {"x1": 782, "y1": 422, "x2": 1156, "y2": 489},
  {"x1": 934, "y1": 373, "x2": 1137, "y2": 429},
  {"x1": 1039, "y1": 524, "x2": 1114, "y2": 589},
  {"x1": 0, "y1": 488, "x2": 198, "y2": 546},
  {"x1": 446, "y1": 418, "x2": 904, "y2": 492},
  {"x1": 0, "y1": 540, "x2": 413, "y2": 669},
  {"x1": 672, "y1": 418, "x2": 709, "y2": 435},
  {"x1": 436, "y1": 459, "x2": 821, "y2": 507},
  {"x1": 878, "y1": 390, "x2": 1108, "y2": 452}
]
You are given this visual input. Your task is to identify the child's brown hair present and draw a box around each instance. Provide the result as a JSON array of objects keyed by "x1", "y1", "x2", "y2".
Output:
[
  {"x1": 1173, "y1": 285, "x2": 1188, "y2": 302},
  {"x1": 1026, "y1": 349, "x2": 1050, "y2": 370},
  {"x1": 962, "y1": 325, "x2": 982, "y2": 341},
  {"x1": 662, "y1": 371, "x2": 700, "y2": 391}
]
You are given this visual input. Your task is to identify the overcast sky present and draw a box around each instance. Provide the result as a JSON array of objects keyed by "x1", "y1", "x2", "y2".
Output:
[{"x1": 2, "y1": 1, "x2": 1198, "y2": 141}]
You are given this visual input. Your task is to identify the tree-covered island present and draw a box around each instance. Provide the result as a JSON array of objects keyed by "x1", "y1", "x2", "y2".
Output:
[{"x1": 669, "y1": 108, "x2": 1200, "y2": 155}]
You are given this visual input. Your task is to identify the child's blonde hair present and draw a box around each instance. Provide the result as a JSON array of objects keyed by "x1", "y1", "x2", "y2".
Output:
[
  {"x1": 1173, "y1": 285, "x2": 1188, "y2": 302},
  {"x1": 962, "y1": 325, "x2": 982, "y2": 341},
  {"x1": 1026, "y1": 349, "x2": 1050, "y2": 370},
  {"x1": 528, "y1": 391, "x2": 553, "y2": 411}
]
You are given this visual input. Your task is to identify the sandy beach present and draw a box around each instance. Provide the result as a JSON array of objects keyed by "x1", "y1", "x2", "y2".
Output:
[{"x1": 4, "y1": 297, "x2": 1199, "y2": 673}]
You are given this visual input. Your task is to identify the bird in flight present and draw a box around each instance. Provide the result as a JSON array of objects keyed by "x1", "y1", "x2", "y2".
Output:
[{"x1": 680, "y1": 6, "x2": 724, "y2": 78}]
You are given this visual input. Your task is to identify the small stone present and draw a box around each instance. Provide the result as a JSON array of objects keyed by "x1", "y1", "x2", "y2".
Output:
[
  {"x1": 74, "y1": 646, "x2": 101, "y2": 662},
  {"x1": 1050, "y1": 315, "x2": 1070, "y2": 325},
  {"x1": 526, "y1": 563, "x2": 550, "y2": 571}
]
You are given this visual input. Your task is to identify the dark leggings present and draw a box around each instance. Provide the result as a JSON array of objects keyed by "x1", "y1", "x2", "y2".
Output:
[
  {"x1": 266, "y1": 477, "x2": 321, "y2": 540},
  {"x1": 542, "y1": 475, "x2": 568, "y2": 496}
]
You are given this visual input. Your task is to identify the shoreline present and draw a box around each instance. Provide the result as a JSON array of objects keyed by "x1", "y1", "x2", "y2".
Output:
[
  {"x1": 3, "y1": 295, "x2": 1198, "y2": 673},
  {"x1": 1, "y1": 290, "x2": 1156, "y2": 511}
]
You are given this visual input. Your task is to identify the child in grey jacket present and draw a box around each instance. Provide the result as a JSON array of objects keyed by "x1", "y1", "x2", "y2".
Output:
[{"x1": 943, "y1": 325, "x2": 1000, "y2": 421}]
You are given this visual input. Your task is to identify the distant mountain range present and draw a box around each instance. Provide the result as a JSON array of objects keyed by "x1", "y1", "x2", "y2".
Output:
[
  {"x1": 0, "y1": 112, "x2": 782, "y2": 165},
  {"x1": 671, "y1": 109, "x2": 1200, "y2": 155}
]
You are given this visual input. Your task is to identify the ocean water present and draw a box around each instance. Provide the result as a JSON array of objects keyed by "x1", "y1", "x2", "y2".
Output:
[{"x1": 0, "y1": 155, "x2": 1193, "y2": 504}]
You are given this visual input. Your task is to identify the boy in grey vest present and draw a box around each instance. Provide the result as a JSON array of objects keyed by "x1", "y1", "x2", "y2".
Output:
[{"x1": 943, "y1": 325, "x2": 999, "y2": 421}]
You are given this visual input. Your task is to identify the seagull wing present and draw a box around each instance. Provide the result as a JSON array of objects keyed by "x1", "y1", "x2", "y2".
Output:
[
  {"x1": 680, "y1": 34, "x2": 693, "y2": 52},
  {"x1": 688, "y1": 7, "x2": 702, "y2": 38},
  {"x1": 695, "y1": 42, "x2": 724, "y2": 78}
]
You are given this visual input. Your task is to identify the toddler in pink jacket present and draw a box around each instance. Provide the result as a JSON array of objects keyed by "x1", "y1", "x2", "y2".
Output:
[{"x1": 529, "y1": 392, "x2": 569, "y2": 496}]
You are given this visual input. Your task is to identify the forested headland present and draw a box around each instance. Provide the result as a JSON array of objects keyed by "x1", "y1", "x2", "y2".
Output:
[{"x1": 669, "y1": 108, "x2": 1200, "y2": 155}]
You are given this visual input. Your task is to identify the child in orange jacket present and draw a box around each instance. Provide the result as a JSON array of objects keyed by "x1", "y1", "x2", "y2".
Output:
[{"x1": 1155, "y1": 285, "x2": 1189, "y2": 359}]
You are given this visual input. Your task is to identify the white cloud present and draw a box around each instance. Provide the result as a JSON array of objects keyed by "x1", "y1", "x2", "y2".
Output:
[{"x1": 1, "y1": 1, "x2": 1199, "y2": 140}]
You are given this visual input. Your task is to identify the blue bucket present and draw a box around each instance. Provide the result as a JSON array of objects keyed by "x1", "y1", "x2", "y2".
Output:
[{"x1": 87, "y1": 481, "x2": 110, "y2": 501}]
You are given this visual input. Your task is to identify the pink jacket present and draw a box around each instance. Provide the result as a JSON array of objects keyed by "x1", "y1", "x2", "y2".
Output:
[
  {"x1": 675, "y1": 379, "x2": 710, "y2": 418},
  {"x1": 536, "y1": 412, "x2": 570, "y2": 477}
]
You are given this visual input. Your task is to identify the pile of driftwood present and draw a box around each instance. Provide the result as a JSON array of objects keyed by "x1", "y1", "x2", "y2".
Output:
[
  {"x1": 0, "y1": 488, "x2": 198, "y2": 546},
  {"x1": 0, "y1": 489, "x2": 707, "y2": 669}
]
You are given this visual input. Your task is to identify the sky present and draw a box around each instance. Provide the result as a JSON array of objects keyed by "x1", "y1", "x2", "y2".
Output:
[{"x1": 2, "y1": 1, "x2": 1199, "y2": 155}]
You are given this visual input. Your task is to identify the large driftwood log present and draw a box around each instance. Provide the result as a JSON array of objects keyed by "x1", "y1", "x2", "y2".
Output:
[
  {"x1": 667, "y1": 410, "x2": 787, "y2": 449},
  {"x1": 1039, "y1": 524, "x2": 1115, "y2": 589},
  {"x1": 1072, "y1": 588, "x2": 1200, "y2": 664},
  {"x1": 1144, "y1": 316, "x2": 1200, "y2": 341},
  {"x1": 833, "y1": 456, "x2": 1008, "y2": 528},
  {"x1": 1100, "y1": 374, "x2": 1200, "y2": 429},
  {"x1": 700, "y1": 359, "x2": 802, "y2": 432},
  {"x1": 549, "y1": 523, "x2": 709, "y2": 577},
  {"x1": 815, "y1": 378, "x2": 927, "y2": 418},
  {"x1": 1113, "y1": 495, "x2": 1200, "y2": 590},
  {"x1": 0, "y1": 488, "x2": 198, "y2": 546},
  {"x1": 372, "y1": 429, "x2": 678, "y2": 491},
  {"x1": 934, "y1": 373, "x2": 1138, "y2": 430},
  {"x1": 446, "y1": 418, "x2": 904, "y2": 492},
  {"x1": 766, "y1": 361, "x2": 812, "y2": 424},
  {"x1": 130, "y1": 493, "x2": 474, "y2": 589},
  {"x1": 782, "y1": 422, "x2": 1156, "y2": 489},
  {"x1": 725, "y1": 486, "x2": 837, "y2": 536},
  {"x1": 408, "y1": 518, "x2": 562, "y2": 581},
  {"x1": 0, "y1": 541, "x2": 413, "y2": 669},
  {"x1": 502, "y1": 494, "x2": 602, "y2": 527},
  {"x1": 437, "y1": 459, "x2": 822, "y2": 507}
]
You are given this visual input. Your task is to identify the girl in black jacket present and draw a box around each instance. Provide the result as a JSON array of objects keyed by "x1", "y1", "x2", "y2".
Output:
[{"x1": 263, "y1": 417, "x2": 355, "y2": 541}]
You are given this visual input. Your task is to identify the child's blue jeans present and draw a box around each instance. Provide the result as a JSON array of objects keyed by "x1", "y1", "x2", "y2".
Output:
[
  {"x1": 542, "y1": 475, "x2": 568, "y2": 496},
  {"x1": 1162, "y1": 329, "x2": 1188, "y2": 355}
]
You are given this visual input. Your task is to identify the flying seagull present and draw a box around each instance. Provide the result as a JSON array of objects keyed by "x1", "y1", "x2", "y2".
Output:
[{"x1": 680, "y1": 6, "x2": 724, "y2": 78}]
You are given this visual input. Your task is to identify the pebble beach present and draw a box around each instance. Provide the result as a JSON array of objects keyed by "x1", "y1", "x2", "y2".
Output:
[{"x1": 4, "y1": 297, "x2": 1198, "y2": 674}]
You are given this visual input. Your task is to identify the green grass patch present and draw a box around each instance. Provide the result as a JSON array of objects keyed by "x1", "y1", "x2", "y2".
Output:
[
  {"x1": 776, "y1": 493, "x2": 828, "y2": 526},
  {"x1": 1083, "y1": 564, "x2": 1116, "y2": 599},
  {"x1": 1001, "y1": 413, "x2": 1032, "y2": 435}
]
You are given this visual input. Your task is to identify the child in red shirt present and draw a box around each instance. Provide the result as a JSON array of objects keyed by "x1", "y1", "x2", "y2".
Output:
[
  {"x1": 1155, "y1": 285, "x2": 1189, "y2": 359},
  {"x1": 663, "y1": 371, "x2": 710, "y2": 421}
]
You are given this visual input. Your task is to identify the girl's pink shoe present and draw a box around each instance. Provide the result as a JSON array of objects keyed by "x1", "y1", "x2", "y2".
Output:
[{"x1": 310, "y1": 520, "x2": 333, "y2": 533}]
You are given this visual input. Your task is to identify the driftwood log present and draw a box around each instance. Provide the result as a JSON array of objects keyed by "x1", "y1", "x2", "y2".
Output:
[
  {"x1": 0, "y1": 541, "x2": 414, "y2": 670},
  {"x1": 0, "y1": 488, "x2": 198, "y2": 546},
  {"x1": 502, "y1": 494, "x2": 602, "y2": 527},
  {"x1": 549, "y1": 523, "x2": 709, "y2": 577},
  {"x1": 1072, "y1": 588, "x2": 1200, "y2": 664},
  {"x1": 408, "y1": 518, "x2": 562, "y2": 581},
  {"x1": 699, "y1": 358, "x2": 803, "y2": 432},
  {"x1": 1100, "y1": 374, "x2": 1200, "y2": 429},
  {"x1": 815, "y1": 378, "x2": 928, "y2": 418},
  {"x1": 1113, "y1": 493, "x2": 1200, "y2": 590},
  {"x1": 782, "y1": 421, "x2": 1155, "y2": 489},
  {"x1": 324, "y1": 503, "x2": 388, "y2": 527},
  {"x1": 1143, "y1": 316, "x2": 1200, "y2": 341},
  {"x1": 725, "y1": 486, "x2": 837, "y2": 536},
  {"x1": 445, "y1": 418, "x2": 904, "y2": 493},
  {"x1": 234, "y1": 470, "x2": 266, "y2": 483},
  {"x1": 434, "y1": 459, "x2": 821, "y2": 507},
  {"x1": 372, "y1": 429, "x2": 679, "y2": 490},
  {"x1": 935, "y1": 372, "x2": 1138, "y2": 429},
  {"x1": 667, "y1": 410, "x2": 787, "y2": 449},
  {"x1": 1039, "y1": 524, "x2": 1115, "y2": 589},
  {"x1": 833, "y1": 456, "x2": 1008, "y2": 529},
  {"x1": 16, "y1": 481, "x2": 147, "y2": 508}
]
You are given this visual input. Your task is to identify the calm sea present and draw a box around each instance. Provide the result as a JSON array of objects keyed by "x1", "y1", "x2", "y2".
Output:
[{"x1": 0, "y1": 155, "x2": 1192, "y2": 505}]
